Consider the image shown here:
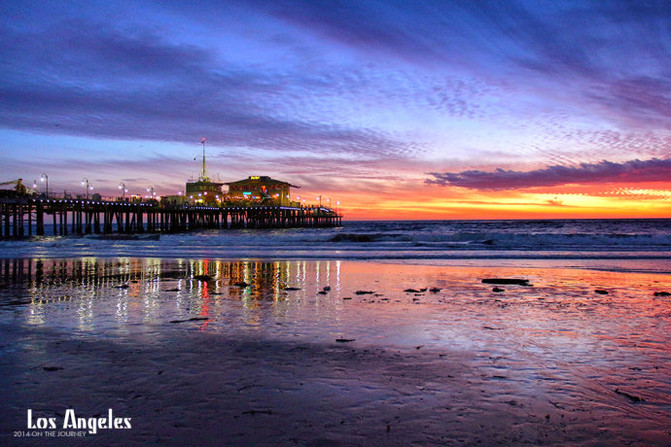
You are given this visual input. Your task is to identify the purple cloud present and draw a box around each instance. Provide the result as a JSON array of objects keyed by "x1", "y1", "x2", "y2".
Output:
[
  {"x1": 0, "y1": 13, "x2": 423, "y2": 160},
  {"x1": 427, "y1": 158, "x2": 671, "y2": 191},
  {"x1": 255, "y1": 1, "x2": 671, "y2": 128}
]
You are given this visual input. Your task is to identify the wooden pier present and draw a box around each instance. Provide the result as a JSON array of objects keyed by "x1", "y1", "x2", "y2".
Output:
[{"x1": 0, "y1": 197, "x2": 342, "y2": 239}]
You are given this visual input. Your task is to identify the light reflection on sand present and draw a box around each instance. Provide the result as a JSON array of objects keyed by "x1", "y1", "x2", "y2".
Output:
[{"x1": 1, "y1": 258, "x2": 671, "y2": 445}]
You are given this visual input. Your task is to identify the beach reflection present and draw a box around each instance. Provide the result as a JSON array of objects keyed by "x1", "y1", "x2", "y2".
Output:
[
  {"x1": 2, "y1": 257, "x2": 670, "y2": 346},
  {"x1": 2, "y1": 258, "x2": 671, "y2": 444},
  {"x1": 0, "y1": 258, "x2": 345, "y2": 331}
]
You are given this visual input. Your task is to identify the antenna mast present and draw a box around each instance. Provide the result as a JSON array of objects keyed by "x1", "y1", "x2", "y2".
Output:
[{"x1": 200, "y1": 137, "x2": 208, "y2": 181}]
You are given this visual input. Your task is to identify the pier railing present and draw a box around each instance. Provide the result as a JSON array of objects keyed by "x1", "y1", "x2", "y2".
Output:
[{"x1": 0, "y1": 196, "x2": 342, "y2": 238}]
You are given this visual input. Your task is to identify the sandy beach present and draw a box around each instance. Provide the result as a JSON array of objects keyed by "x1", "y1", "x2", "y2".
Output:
[{"x1": 1, "y1": 258, "x2": 670, "y2": 446}]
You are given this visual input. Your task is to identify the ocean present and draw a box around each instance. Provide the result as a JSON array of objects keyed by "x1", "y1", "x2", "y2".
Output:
[
  {"x1": 2, "y1": 218, "x2": 670, "y2": 272},
  {"x1": 2, "y1": 218, "x2": 671, "y2": 445}
]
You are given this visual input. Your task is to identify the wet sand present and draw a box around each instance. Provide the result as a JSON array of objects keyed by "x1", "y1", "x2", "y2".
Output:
[{"x1": 1, "y1": 258, "x2": 670, "y2": 446}]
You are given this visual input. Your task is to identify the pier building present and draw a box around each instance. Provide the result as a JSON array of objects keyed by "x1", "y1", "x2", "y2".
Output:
[
  {"x1": 226, "y1": 176, "x2": 298, "y2": 206},
  {"x1": 185, "y1": 139, "x2": 224, "y2": 205},
  {"x1": 0, "y1": 139, "x2": 342, "y2": 238}
]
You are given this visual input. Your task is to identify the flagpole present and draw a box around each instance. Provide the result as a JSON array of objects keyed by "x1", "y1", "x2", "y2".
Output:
[{"x1": 201, "y1": 137, "x2": 207, "y2": 180}]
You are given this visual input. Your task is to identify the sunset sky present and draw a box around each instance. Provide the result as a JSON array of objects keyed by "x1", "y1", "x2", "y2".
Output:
[{"x1": 1, "y1": 0, "x2": 670, "y2": 219}]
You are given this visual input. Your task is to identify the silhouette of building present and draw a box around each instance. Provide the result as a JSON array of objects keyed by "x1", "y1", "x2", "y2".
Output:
[
  {"x1": 226, "y1": 176, "x2": 299, "y2": 206},
  {"x1": 185, "y1": 138, "x2": 224, "y2": 205},
  {"x1": 185, "y1": 179, "x2": 224, "y2": 205}
]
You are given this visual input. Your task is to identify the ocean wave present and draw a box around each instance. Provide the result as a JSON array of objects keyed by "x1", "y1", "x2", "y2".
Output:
[
  {"x1": 400, "y1": 232, "x2": 671, "y2": 251},
  {"x1": 1, "y1": 220, "x2": 670, "y2": 264},
  {"x1": 328, "y1": 232, "x2": 412, "y2": 243}
]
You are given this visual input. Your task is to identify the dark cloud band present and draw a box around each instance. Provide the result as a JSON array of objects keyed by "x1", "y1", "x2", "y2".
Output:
[{"x1": 427, "y1": 158, "x2": 671, "y2": 190}]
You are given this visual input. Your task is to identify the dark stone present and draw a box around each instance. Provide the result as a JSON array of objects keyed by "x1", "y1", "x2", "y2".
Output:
[
  {"x1": 492, "y1": 287, "x2": 505, "y2": 293},
  {"x1": 653, "y1": 291, "x2": 671, "y2": 296},
  {"x1": 169, "y1": 317, "x2": 210, "y2": 324},
  {"x1": 355, "y1": 290, "x2": 374, "y2": 295},
  {"x1": 193, "y1": 274, "x2": 214, "y2": 281},
  {"x1": 482, "y1": 278, "x2": 530, "y2": 286},
  {"x1": 594, "y1": 289, "x2": 609, "y2": 295},
  {"x1": 615, "y1": 388, "x2": 644, "y2": 402}
]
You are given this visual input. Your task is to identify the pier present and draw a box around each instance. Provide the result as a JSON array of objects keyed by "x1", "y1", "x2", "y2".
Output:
[{"x1": 0, "y1": 197, "x2": 342, "y2": 239}]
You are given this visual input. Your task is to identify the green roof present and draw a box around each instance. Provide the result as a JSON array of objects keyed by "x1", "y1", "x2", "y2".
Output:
[{"x1": 226, "y1": 176, "x2": 299, "y2": 188}]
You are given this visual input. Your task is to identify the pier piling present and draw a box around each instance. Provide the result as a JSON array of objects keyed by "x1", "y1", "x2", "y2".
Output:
[{"x1": 0, "y1": 197, "x2": 342, "y2": 239}]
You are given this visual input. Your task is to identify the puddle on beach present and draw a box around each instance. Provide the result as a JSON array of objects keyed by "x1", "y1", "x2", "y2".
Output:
[{"x1": 1, "y1": 258, "x2": 670, "y2": 446}]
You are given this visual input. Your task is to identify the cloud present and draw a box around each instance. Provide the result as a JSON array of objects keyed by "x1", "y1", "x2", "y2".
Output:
[
  {"x1": 545, "y1": 198, "x2": 564, "y2": 207},
  {"x1": 0, "y1": 12, "x2": 425, "y2": 160},
  {"x1": 3, "y1": 0, "x2": 671, "y2": 204},
  {"x1": 587, "y1": 77, "x2": 671, "y2": 128},
  {"x1": 427, "y1": 158, "x2": 671, "y2": 191},
  {"x1": 244, "y1": 0, "x2": 671, "y2": 131}
]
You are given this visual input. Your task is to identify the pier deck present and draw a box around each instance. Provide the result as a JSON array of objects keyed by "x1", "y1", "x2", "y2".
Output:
[{"x1": 0, "y1": 197, "x2": 342, "y2": 238}]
